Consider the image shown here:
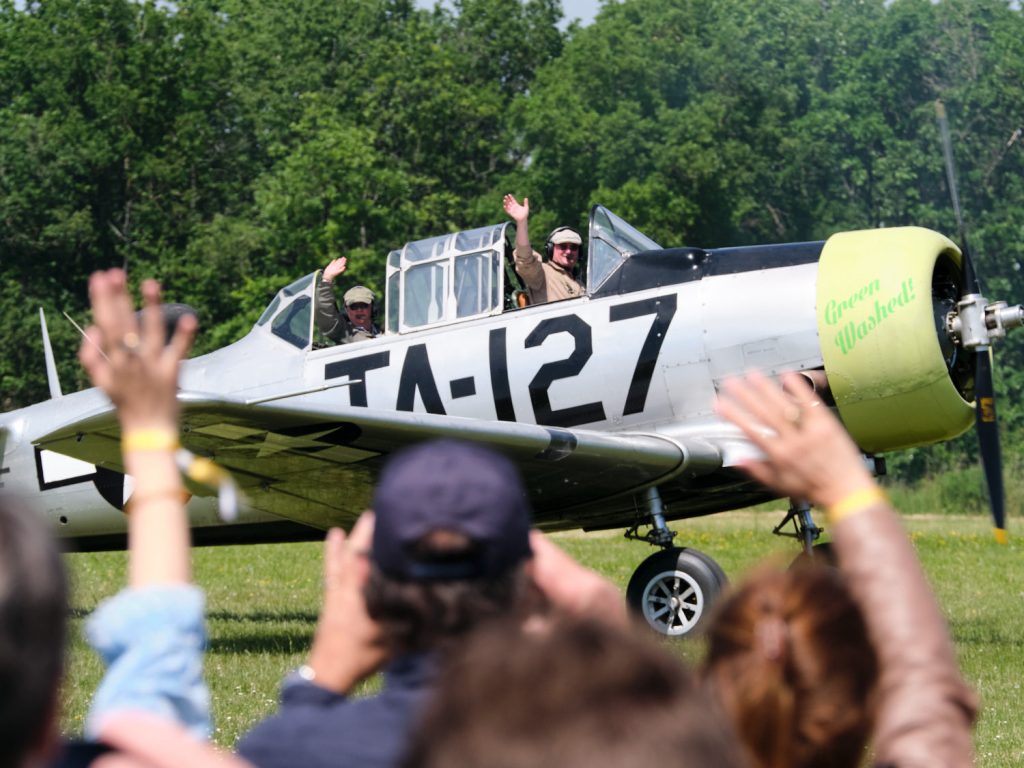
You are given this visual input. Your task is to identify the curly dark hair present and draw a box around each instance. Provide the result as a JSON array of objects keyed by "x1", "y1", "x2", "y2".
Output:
[{"x1": 364, "y1": 530, "x2": 540, "y2": 655}]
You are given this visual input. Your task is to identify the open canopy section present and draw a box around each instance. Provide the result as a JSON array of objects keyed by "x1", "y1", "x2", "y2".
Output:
[
  {"x1": 587, "y1": 206, "x2": 663, "y2": 293},
  {"x1": 386, "y1": 223, "x2": 513, "y2": 333}
]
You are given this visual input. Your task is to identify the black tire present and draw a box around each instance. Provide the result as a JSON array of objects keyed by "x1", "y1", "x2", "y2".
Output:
[
  {"x1": 685, "y1": 547, "x2": 729, "y2": 588},
  {"x1": 626, "y1": 548, "x2": 727, "y2": 638},
  {"x1": 789, "y1": 541, "x2": 837, "y2": 569}
]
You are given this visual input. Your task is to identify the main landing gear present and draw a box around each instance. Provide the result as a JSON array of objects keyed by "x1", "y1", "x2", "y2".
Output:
[
  {"x1": 624, "y1": 488, "x2": 727, "y2": 637},
  {"x1": 623, "y1": 491, "x2": 835, "y2": 638}
]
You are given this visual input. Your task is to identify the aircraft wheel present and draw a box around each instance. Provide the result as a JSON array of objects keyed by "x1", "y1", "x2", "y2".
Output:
[{"x1": 626, "y1": 548, "x2": 727, "y2": 638}]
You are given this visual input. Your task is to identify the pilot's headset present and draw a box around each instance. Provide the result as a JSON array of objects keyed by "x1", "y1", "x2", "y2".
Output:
[{"x1": 544, "y1": 226, "x2": 584, "y2": 262}]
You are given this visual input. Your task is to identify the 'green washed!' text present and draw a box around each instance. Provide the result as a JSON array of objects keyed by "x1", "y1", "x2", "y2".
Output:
[{"x1": 824, "y1": 278, "x2": 916, "y2": 354}]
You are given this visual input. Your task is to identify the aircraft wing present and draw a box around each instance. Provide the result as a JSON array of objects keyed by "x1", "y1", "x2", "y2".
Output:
[{"x1": 34, "y1": 392, "x2": 722, "y2": 531}]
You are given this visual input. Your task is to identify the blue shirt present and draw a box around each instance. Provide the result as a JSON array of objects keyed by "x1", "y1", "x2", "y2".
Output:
[
  {"x1": 237, "y1": 653, "x2": 436, "y2": 768},
  {"x1": 84, "y1": 584, "x2": 211, "y2": 741}
]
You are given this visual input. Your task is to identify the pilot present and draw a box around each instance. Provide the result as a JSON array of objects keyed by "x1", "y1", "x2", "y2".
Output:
[
  {"x1": 502, "y1": 193, "x2": 584, "y2": 305},
  {"x1": 315, "y1": 256, "x2": 379, "y2": 344}
]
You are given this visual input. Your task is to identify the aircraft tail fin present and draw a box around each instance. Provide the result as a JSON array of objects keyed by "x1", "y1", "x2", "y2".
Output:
[{"x1": 39, "y1": 308, "x2": 63, "y2": 399}]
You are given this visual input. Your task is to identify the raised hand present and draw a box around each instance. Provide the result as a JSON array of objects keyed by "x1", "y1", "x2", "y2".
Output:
[
  {"x1": 715, "y1": 370, "x2": 875, "y2": 508},
  {"x1": 502, "y1": 194, "x2": 530, "y2": 225},
  {"x1": 79, "y1": 269, "x2": 197, "y2": 435},
  {"x1": 306, "y1": 513, "x2": 388, "y2": 693},
  {"x1": 527, "y1": 531, "x2": 628, "y2": 627},
  {"x1": 323, "y1": 256, "x2": 348, "y2": 283}
]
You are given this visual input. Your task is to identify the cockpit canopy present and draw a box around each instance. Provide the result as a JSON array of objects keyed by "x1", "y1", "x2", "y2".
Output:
[
  {"x1": 383, "y1": 205, "x2": 662, "y2": 334},
  {"x1": 385, "y1": 223, "x2": 511, "y2": 333},
  {"x1": 251, "y1": 206, "x2": 663, "y2": 349}
]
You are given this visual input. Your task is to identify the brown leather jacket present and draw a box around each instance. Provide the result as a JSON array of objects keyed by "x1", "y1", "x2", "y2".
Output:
[{"x1": 834, "y1": 504, "x2": 978, "y2": 767}]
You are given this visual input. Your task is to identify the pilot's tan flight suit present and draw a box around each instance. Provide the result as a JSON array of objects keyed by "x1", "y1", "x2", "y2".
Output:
[{"x1": 513, "y1": 245, "x2": 584, "y2": 304}]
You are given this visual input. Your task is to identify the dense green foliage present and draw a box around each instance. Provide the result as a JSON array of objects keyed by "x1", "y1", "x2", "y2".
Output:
[{"x1": 3, "y1": 0, "x2": 1023, "y2": 482}]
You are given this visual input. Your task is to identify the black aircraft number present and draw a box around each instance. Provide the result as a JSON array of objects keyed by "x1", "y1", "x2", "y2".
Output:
[
  {"x1": 324, "y1": 293, "x2": 677, "y2": 425},
  {"x1": 525, "y1": 315, "x2": 607, "y2": 428},
  {"x1": 609, "y1": 295, "x2": 678, "y2": 415}
]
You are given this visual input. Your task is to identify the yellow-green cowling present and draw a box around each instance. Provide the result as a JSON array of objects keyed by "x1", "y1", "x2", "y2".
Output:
[{"x1": 816, "y1": 226, "x2": 974, "y2": 452}]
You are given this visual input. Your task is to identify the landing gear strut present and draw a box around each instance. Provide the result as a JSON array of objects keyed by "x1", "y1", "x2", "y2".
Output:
[
  {"x1": 624, "y1": 488, "x2": 727, "y2": 638},
  {"x1": 773, "y1": 498, "x2": 821, "y2": 554},
  {"x1": 775, "y1": 498, "x2": 835, "y2": 566}
]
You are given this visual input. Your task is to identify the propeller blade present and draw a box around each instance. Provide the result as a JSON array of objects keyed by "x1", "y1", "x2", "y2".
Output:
[
  {"x1": 936, "y1": 100, "x2": 981, "y2": 294},
  {"x1": 974, "y1": 349, "x2": 1006, "y2": 543},
  {"x1": 935, "y1": 99, "x2": 1007, "y2": 543}
]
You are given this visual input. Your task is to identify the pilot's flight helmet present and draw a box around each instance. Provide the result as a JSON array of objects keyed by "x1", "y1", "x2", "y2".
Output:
[
  {"x1": 544, "y1": 226, "x2": 583, "y2": 260},
  {"x1": 343, "y1": 285, "x2": 374, "y2": 307}
]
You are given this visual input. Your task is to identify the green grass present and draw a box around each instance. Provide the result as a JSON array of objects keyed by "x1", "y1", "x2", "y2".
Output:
[{"x1": 62, "y1": 508, "x2": 1024, "y2": 764}]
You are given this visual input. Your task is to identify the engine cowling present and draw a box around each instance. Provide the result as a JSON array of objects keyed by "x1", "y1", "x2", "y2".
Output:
[{"x1": 816, "y1": 226, "x2": 973, "y2": 452}]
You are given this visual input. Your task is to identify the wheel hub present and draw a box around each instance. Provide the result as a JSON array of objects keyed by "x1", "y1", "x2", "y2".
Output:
[{"x1": 642, "y1": 570, "x2": 703, "y2": 636}]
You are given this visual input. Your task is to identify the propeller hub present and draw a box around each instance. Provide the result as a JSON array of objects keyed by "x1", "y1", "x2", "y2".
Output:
[
  {"x1": 946, "y1": 295, "x2": 1023, "y2": 350},
  {"x1": 946, "y1": 293, "x2": 989, "y2": 349},
  {"x1": 985, "y1": 301, "x2": 1024, "y2": 341}
]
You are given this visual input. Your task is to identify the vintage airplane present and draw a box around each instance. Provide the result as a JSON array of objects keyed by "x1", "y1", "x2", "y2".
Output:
[{"x1": 2, "y1": 203, "x2": 1021, "y2": 637}]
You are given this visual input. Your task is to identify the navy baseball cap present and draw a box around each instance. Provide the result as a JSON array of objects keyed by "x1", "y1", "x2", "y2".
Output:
[{"x1": 371, "y1": 439, "x2": 533, "y2": 581}]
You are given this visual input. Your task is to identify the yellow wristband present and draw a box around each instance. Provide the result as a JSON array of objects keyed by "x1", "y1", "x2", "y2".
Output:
[
  {"x1": 122, "y1": 429, "x2": 180, "y2": 453},
  {"x1": 827, "y1": 486, "x2": 887, "y2": 524},
  {"x1": 126, "y1": 488, "x2": 190, "y2": 513}
]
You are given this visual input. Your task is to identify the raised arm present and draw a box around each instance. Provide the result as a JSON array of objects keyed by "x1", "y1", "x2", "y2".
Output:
[
  {"x1": 503, "y1": 193, "x2": 546, "y2": 295},
  {"x1": 80, "y1": 269, "x2": 197, "y2": 586},
  {"x1": 315, "y1": 258, "x2": 351, "y2": 341},
  {"x1": 716, "y1": 371, "x2": 977, "y2": 768},
  {"x1": 526, "y1": 531, "x2": 628, "y2": 628},
  {"x1": 236, "y1": 513, "x2": 389, "y2": 767},
  {"x1": 306, "y1": 513, "x2": 388, "y2": 693},
  {"x1": 79, "y1": 269, "x2": 216, "y2": 740}
]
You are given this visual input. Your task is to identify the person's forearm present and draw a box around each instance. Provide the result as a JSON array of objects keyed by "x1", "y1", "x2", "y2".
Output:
[
  {"x1": 314, "y1": 279, "x2": 343, "y2": 337},
  {"x1": 514, "y1": 218, "x2": 531, "y2": 251},
  {"x1": 124, "y1": 440, "x2": 190, "y2": 586},
  {"x1": 715, "y1": 372, "x2": 975, "y2": 764},
  {"x1": 832, "y1": 503, "x2": 977, "y2": 767}
]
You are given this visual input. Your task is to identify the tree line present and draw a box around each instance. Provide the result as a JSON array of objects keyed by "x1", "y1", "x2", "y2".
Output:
[{"x1": 2, "y1": 0, "x2": 1023, "y2": 486}]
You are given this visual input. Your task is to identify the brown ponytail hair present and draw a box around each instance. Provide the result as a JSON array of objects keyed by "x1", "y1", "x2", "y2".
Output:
[{"x1": 703, "y1": 564, "x2": 878, "y2": 768}]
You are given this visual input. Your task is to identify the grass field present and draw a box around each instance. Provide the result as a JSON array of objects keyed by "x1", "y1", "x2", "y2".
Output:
[{"x1": 61, "y1": 509, "x2": 1024, "y2": 764}]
